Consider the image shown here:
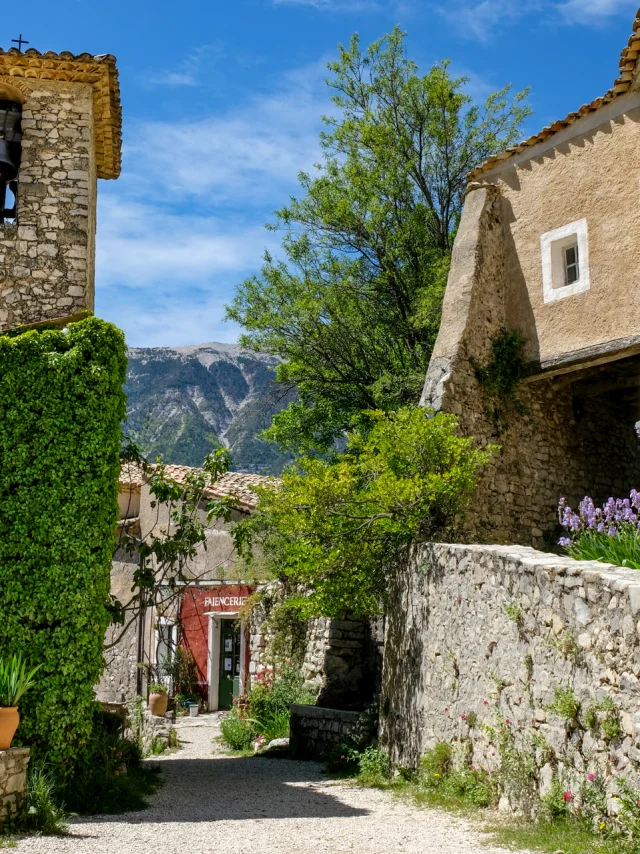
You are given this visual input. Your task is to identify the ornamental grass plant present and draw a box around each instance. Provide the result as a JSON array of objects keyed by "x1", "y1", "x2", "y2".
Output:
[{"x1": 0, "y1": 655, "x2": 41, "y2": 708}]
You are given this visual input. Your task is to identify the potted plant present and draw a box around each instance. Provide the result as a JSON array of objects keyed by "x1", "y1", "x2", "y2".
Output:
[
  {"x1": 0, "y1": 654, "x2": 42, "y2": 749},
  {"x1": 148, "y1": 683, "x2": 169, "y2": 717}
]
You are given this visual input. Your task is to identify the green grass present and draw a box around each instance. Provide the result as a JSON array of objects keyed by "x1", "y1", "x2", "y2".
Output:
[{"x1": 485, "y1": 819, "x2": 636, "y2": 854}]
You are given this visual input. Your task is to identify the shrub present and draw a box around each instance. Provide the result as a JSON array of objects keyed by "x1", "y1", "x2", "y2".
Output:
[
  {"x1": 219, "y1": 668, "x2": 314, "y2": 751},
  {"x1": 358, "y1": 747, "x2": 392, "y2": 786},
  {"x1": 220, "y1": 714, "x2": 255, "y2": 752},
  {"x1": 0, "y1": 318, "x2": 126, "y2": 770},
  {"x1": 418, "y1": 742, "x2": 453, "y2": 782},
  {"x1": 417, "y1": 743, "x2": 497, "y2": 808},
  {"x1": 547, "y1": 687, "x2": 581, "y2": 725},
  {"x1": 148, "y1": 684, "x2": 168, "y2": 694},
  {"x1": 58, "y1": 712, "x2": 161, "y2": 815}
]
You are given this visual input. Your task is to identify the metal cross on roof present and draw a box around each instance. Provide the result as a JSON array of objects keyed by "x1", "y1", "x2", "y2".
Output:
[{"x1": 11, "y1": 34, "x2": 29, "y2": 52}]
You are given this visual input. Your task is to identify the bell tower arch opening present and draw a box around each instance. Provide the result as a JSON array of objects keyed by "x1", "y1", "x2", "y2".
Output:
[{"x1": 0, "y1": 98, "x2": 22, "y2": 225}]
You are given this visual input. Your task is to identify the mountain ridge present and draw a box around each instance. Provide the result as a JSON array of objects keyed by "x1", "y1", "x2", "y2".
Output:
[{"x1": 124, "y1": 342, "x2": 294, "y2": 475}]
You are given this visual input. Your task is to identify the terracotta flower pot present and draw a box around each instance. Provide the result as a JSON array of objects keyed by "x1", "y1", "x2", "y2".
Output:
[
  {"x1": 0, "y1": 707, "x2": 19, "y2": 750},
  {"x1": 148, "y1": 692, "x2": 168, "y2": 718}
]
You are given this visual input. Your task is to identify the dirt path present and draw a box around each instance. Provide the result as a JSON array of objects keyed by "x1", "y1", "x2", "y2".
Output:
[{"x1": 16, "y1": 715, "x2": 522, "y2": 854}]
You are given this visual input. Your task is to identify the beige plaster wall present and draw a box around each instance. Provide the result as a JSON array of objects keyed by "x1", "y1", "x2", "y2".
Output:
[
  {"x1": 138, "y1": 481, "x2": 247, "y2": 583},
  {"x1": 481, "y1": 93, "x2": 640, "y2": 368},
  {"x1": 423, "y1": 186, "x2": 640, "y2": 548},
  {"x1": 0, "y1": 78, "x2": 97, "y2": 328}
]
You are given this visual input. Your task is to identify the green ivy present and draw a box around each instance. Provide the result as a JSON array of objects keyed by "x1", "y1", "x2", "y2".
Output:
[
  {"x1": 470, "y1": 329, "x2": 529, "y2": 432},
  {"x1": 0, "y1": 317, "x2": 126, "y2": 772}
]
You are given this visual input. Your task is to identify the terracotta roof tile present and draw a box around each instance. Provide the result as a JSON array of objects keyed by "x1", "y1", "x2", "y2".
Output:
[
  {"x1": 119, "y1": 462, "x2": 278, "y2": 510},
  {"x1": 0, "y1": 48, "x2": 121, "y2": 179},
  {"x1": 469, "y1": 7, "x2": 640, "y2": 181},
  {"x1": 119, "y1": 461, "x2": 144, "y2": 489}
]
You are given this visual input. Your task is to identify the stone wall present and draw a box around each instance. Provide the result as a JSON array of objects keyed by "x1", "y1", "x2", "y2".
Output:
[
  {"x1": 422, "y1": 185, "x2": 640, "y2": 548},
  {"x1": 0, "y1": 78, "x2": 97, "y2": 328},
  {"x1": 249, "y1": 584, "x2": 383, "y2": 710},
  {"x1": 0, "y1": 748, "x2": 29, "y2": 823},
  {"x1": 289, "y1": 704, "x2": 361, "y2": 760},
  {"x1": 382, "y1": 543, "x2": 640, "y2": 804},
  {"x1": 97, "y1": 550, "x2": 141, "y2": 704}
]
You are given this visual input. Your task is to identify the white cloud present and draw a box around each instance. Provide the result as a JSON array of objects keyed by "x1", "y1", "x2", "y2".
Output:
[
  {"x1": 143, "y1": 44, "x2": 226, "y2": 89},
  {"x1": 96, "y1": 61, "x2": 329, "y2": 347},
  {"x1": 558, "y1": 0, "x2": 636, "y2": 19},
  {"x1": 436, "y1": 0, "x2": 634, "y2": 40}
]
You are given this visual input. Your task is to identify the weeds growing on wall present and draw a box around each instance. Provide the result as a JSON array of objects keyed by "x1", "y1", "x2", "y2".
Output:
[
  {"x1": 0, "y1": 318, "x2": 126, "y2": 771},
  {"x1": 470, "y1": 328, "x2": 529, "y2": 433}
]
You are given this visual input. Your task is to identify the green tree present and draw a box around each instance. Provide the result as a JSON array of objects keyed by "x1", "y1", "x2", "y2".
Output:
[
  {"x1": 233, "y1": 407, "x2": 494, "y2": 617},
  {"x1": 227, "y1": 28, "x2": 531, "y2": 454}
]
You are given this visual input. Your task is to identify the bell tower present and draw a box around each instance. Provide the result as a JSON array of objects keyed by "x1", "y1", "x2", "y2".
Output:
[{"x1": 0, "y1": 48, "x2": 121, "y2": 330}]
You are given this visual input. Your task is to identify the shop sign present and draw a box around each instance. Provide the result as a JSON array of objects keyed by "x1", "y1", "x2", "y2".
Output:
[{"x1": 203, "y1": 595, "x2": 248, "y2": 609}]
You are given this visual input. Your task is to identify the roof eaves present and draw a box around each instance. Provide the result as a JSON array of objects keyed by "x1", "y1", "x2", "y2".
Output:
[{"x1": 468, "y1": 9, "x2": 640, "y2": 182}]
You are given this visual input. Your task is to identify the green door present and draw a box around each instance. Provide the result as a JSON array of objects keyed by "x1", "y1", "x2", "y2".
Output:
[{"x1": 218, "y1": 621, "x2": 241, "y2": 710}]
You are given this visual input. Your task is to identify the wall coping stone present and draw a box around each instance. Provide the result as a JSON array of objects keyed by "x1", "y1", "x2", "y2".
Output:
[
  {"x1": 0, "y1": 748, "x2": 30, "y2": 761},
  {"x1": 290, "y1": 704, "x2": 361, "y2": 723}
]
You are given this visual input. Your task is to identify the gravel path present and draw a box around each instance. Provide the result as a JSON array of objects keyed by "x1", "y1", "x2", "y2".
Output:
[{"x1": 16, "y1": 715, "x2": 524, "y2": 854}]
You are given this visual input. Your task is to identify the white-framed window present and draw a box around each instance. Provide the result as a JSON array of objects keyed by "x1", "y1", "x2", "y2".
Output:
[{"x1": 540, "y1": 218, "x2": 590, "y2": 304}]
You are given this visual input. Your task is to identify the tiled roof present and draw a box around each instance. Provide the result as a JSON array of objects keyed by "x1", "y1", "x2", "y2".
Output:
[
  {"x1": 119, "y1": 461, "x2": 144, "y2": 489},
  {"x1": 0, "y1": 48, "x2": 121, "y2": 179},
  {"x1": 119, "y1": 462, "x2": 278, "y2": 511},
  {"x1": 469, "y1": 8, "x2": 640, "y2": 181},
  {"x1": 162, "y1": 466, "x2": 279, "y2": 511}
]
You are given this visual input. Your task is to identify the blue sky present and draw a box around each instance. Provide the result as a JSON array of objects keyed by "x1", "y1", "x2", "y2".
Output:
[{"x1": 4, "y1": 0, "x2": 638, "y2": 347}]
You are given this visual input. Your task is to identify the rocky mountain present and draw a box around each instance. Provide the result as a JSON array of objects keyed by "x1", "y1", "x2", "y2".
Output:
[{"x1": 124, "y1": 343, "x2": 295, "y2": 475}]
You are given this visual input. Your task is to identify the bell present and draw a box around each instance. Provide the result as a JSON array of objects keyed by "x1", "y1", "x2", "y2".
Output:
[
  {"x1": 0, "y1": 100, "x2": 22, "y2": 184},
  {"x1": 0, "y1": 139, "x2": 18, "y2": 183}
]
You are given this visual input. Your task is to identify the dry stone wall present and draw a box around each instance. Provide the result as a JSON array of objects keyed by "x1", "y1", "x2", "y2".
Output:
[
  {"x1": 0, "y1": 78, "x2": 96, "y2": 328},
  {"x1": 382, "y1": 543, "x2": 640, "y2": 805},
  {"x1": 0, "y1": 747, "x2": 29, "y2": 823},
  {"x1": 289, "y1": 704, "x2": 361, "y2": 760},
  {"x1": 249, "y1": 583, "x2": 383, "y2": 710}
]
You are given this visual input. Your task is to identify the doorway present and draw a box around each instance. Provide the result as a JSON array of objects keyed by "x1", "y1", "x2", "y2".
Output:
[
  {"x1": 207, "y1": 614, "x2": 247, "y2": 711},
  {"x1": 218, "y1": 621, "x2": 241, "y2": 710}
]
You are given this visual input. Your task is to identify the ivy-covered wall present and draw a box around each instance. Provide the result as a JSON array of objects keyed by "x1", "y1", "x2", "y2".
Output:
[{"x1": 0, "y1": 318, "x2": 126, "y2": 769}]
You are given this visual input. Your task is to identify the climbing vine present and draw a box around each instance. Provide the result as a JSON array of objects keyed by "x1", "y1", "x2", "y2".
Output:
[
  {"x1": 470, "y1": 329, "x2": 529, "y2": 432},
  {"x1": 0, "y1": 317, "x2": 127, "y2": 771}
]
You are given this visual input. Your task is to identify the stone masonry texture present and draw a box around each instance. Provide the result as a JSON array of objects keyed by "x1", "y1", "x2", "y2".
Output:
[
  {"x1": 0, "y1": 78, "x2": 97, "y2": 328},
  {"x1": 422, "y1": 186, "x2": 640, "y2": 548},
  {"x1": 249, "y1": 582, "x2": 383, "y2": 710},
  {"x1": 289, "y1": 704, "x2": 361, "y2": 760},
  {"x1": 0, "y1": 747, "x2": 29, "y2": 823},
  {"x1": 382, "y1": 543, "x2": 640, "y2": 806}
]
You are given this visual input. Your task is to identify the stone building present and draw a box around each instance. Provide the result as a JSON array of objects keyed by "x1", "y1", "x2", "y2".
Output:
[
  {"x1": 0, "y1": 47, "x2": 121, "y2": 327},
  {"x1": 98, "y1": 463, "x2": 275, "y2": 710},
  {"x1": 423, "y1": 9, "x2": 640, "y2": 548}
]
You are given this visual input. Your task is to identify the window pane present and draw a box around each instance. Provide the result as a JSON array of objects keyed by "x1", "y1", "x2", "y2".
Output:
[{"x1": 564, "y1": 245, "x2": 579, "y2": 286}]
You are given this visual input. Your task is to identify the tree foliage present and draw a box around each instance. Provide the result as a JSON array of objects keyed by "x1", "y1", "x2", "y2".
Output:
[
  {"x1": 0, "y1": 318, "x2": 126, "y2": 769},
  {"x1": 227, "y1": 28, "x2": 531, "y2": 453},
  {"x1": 233, "y1": 407, "x2": 495, "y2": 617}
]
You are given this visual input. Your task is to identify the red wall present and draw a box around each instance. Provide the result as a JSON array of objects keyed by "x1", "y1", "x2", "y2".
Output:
[{"x1": 180, "y1": 585, "x2": 254, "y2": 701}]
